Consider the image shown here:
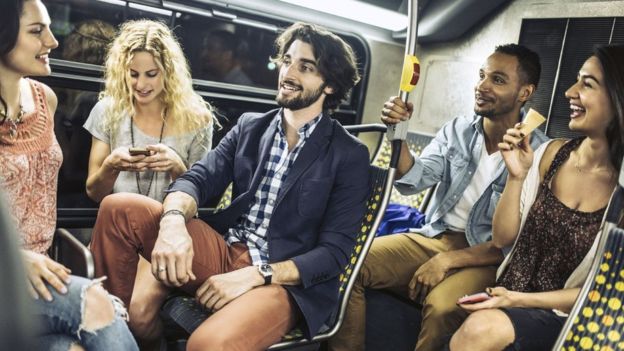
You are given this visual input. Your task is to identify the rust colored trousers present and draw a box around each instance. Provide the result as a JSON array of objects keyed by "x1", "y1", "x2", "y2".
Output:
[{"x1": 90, "y1": 193, "x2": 297, "y2": 351}]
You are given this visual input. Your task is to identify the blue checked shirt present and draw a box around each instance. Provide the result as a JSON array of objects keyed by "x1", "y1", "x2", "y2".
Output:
[{"x1": 226, "y1": 111, "x2": 322, "y2": 265}]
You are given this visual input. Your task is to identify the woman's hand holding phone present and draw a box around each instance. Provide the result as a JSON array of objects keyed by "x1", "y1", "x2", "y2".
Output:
[
  {"x1": 457, "y1": 292, "x2": 492, "y2": 305},
  {"x1": 104, "y1": 146, "x2": 149, "y2": 172},
  {"x1": 458, "y1": 287, "x2": 518, "y2": 312},
  {"x1": 142, "y1": 144, "x2": 187, "y2": 178}
]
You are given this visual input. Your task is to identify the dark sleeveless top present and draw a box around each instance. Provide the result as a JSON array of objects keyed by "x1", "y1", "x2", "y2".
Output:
[{"x1": 497, "y1": 138, "x2": 605, "y2": 293}]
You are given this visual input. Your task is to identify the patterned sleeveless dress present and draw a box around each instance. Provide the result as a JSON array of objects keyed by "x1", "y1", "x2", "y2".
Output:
[
  {"x1": 0, "y1": 79, "x2": 63, "y2": 255},
  {"x1": 497, "y1": 138, "x2": 604, "y2": 292}
]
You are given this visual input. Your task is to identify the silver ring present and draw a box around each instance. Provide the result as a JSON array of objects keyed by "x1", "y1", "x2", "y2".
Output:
[{"x1": 157, "y1": 267, "x2": 166, "y2": 272}]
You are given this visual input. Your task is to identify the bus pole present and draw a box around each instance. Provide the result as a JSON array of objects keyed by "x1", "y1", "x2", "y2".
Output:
[{"x1": 387, "y1": 0, "x2": 420, "y2": 169}]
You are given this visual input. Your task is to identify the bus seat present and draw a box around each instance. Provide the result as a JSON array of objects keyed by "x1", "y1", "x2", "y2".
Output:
[
  {"x1": 371, "y1": 130, "x2": 435, "y2": 213},
  {"x1": 160, "y1": 164, "x2": 391, "y2": 350},
  {"x1": 552, "y1": 165, "x2": 624, "y2": 350},
  {"x1": 50, "y1": 228, "x2": 95, "y2": 279}
]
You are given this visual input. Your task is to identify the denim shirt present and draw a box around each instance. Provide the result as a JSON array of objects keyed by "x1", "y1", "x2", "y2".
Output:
[{"x1": 395, "y1": 113, "x2": 549, "y2": 247}]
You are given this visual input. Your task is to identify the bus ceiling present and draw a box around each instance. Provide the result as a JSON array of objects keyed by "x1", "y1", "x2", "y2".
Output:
[{"x1": 391, "y1": 0, "x2": 512, "y2": 44}]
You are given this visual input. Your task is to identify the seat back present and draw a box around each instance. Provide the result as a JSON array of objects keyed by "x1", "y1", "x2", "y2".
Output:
[
  {"x1": 268, "y1": 165, "x2": 389, "y2": 350},
  {"x1": 371, "y1": 130, "x2": 435, "y2": 212},
  {"x1": 552, "y1": 162, "x2": 624, "y2": 350}
]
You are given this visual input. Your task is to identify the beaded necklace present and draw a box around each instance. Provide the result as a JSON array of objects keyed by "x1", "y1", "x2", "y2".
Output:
[
  {"x1": 0, "y1": 90, "x2": 26, "y2": 141},
  {"x1": 130, "y1": 116, "x2": 165, "y2": 197}
]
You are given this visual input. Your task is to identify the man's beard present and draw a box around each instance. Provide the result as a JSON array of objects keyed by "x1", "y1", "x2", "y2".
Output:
[
  {"x1": 474, "y1": 100, "x2": 515, "y2": 119},
  {"x1": 276, "y1": 82, "x2": 325, "y2": 111}
]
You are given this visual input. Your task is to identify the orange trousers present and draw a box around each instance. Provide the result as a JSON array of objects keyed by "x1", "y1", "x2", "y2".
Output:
[{"x1": 90, "y1": 193, "x2": 298, "y2": 351}]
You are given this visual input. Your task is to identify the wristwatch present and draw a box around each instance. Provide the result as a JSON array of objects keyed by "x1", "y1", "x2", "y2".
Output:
[{"x1": 258, "y1": 264, "x2": 273, "y2": 285}]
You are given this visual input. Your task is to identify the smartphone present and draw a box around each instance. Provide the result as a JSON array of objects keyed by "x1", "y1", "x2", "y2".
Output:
[
  {"x1": 129, "y1": 147, "x2": 151, "y2": 156},
  {"x1": 457, "y1": 292, "x2": 491, "y2": 305}
]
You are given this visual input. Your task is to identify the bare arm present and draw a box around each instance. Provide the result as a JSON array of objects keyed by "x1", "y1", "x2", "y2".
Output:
[
  {"x1": 507, "y1": 288, "x2": 580, "y2": 313},
  {"x1": 397, "y1": 141, "x2": 416, "y2": 179},
  {"x1": 439, "y1": 241, "x2": 504, "y2": 269},
  {"x1": 161, "y1": 190, "x2": 198, "y2": 220},
  {"x1": 86, "y1": 138, "x2": 120, "y2": 202},
  {"x1": 491, "y1": 177, "x2": 524, "y2": 248},
  {"x1": 270, "y1": 260, "x2": 301, "y2": 285},
  {"x1": 491, "y1": 127, "x2": 535, "y2": 247},
  {"x1": 462, "y1": 286, "x2": 581, "y2": 314},
  {"x1": 150, "y1": 191, "x2": 198, "y2": 287}
]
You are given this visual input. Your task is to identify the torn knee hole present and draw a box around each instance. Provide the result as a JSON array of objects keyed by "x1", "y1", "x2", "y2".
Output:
[{"x1": 80, "y1": 284, "x2": 117, "y2": 332}]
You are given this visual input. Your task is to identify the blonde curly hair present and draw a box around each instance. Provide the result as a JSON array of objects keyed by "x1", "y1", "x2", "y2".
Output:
[{"x1": 100, "y1": 19, "x2": 215, "y2": 139}]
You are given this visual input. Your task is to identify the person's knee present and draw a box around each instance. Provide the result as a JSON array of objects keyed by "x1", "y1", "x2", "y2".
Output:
[
  {"x1": 357, "y1": 246, "x2": 386, "y2": 289},
  {"x1": 127, "y1": 298, "x2": 161, "y2": 339},
  {"x1": 99, "y1": 193, "x2": 143, "y2": 215},
  {"x1": 81, "y1": 284, "x2": 118, "y2": 332},
  {"x1": 423, "y1": 290, "x2": 460, "y2": 321},
  {"x1": 451, "y1": 310, "x2": 507, "y2": 350},
  {"x1": 68, "y1": 343, "x2": 85, "y2": 351},
  {"x1": 187, "y1": 331, "x2": 237, "y2": 351}
]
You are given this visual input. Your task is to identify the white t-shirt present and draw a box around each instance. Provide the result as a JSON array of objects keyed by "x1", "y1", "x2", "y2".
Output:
[{"x1": 443, "y1": 143, "x2": 502, "y2": 232}]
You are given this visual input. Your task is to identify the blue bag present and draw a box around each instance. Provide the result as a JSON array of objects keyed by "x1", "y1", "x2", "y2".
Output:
[{"x1": 376, "y1": 204, "x2": 426, "y2": 236}]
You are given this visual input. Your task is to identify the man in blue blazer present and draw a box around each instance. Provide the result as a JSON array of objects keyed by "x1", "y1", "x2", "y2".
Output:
[{"x1": 90, "y1": 22, "x2": 370, "y2": 350}]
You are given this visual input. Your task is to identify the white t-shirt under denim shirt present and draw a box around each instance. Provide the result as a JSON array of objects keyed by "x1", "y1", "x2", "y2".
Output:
[
  {"x1": 84, "y1": 98, "x2": 213, "y2": 202},
  {"x1": 443, "y1": 142, "x2": 503, "y2": 232}
]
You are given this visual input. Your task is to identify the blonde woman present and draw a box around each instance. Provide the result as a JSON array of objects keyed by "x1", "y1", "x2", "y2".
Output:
[
  {"x1": 84, "y1": 20, "x2": 215, "y2": 348},
  {"x1": 85, "y1": 19, "x2": 215, "y2": 203}
]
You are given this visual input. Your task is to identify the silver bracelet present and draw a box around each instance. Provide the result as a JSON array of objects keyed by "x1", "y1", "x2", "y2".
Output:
[{"x1": 160, "y1": 209, "x2": 186, "y2": 221}]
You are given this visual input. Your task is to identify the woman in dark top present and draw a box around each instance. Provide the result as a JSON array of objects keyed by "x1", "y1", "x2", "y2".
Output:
[{"x1": 448, "y1": 45, "x2": 624, "y2": 351}]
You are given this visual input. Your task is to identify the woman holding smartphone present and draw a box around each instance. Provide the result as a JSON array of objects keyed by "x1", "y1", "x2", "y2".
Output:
[
  {"x1": 84, "y1": 19, "x2": 216, "y2": 348},
  {"x1": 448, "y1": 45, "x2": 624, "y2": 351},
  {"x1": 0, "y1": 0, "x2": 138, "y2": 349},
  {"x1": 85, "y1": 19, "x2": 216, "y2": 203}
]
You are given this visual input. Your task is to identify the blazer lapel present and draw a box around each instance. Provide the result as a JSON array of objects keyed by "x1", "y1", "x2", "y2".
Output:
[{"x1": 275, "y1": 116, "x2": 332, "y2": 205}]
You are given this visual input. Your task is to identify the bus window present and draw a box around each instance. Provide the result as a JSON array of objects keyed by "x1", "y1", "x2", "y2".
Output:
[
  {"x1": 174, "y1": 12, "x2": 281, "y2": 89},
  {"x1": 44, "y1": 0, "x2": 124, "y2": 65}
]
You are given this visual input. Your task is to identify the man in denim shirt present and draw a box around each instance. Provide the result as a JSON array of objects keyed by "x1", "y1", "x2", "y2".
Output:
[{"x1": 330, "y1": 44, "x2": 549, "y2": 351}]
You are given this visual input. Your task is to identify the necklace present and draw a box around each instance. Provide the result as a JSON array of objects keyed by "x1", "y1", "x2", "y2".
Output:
[
  {"x1": 573, "y1": 151, "x2": 612, "y2": 174},
  {"x1": 0, "y1": 91, "x2": 26, "y2": 141},
  {"x1": 130, "y1": 116, "x2": 165, "y2": 197}
]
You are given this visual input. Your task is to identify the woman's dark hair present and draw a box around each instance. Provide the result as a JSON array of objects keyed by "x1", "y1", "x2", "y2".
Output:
[
  {"x1": 272, "y1": 22, "x2": 360, "y2": 110},
  {"x1": 594, "y1": 45, "x2": 624, "y2": 171},
  {"x1": 0, "y1": 0, "x2": 27, "y2": 121}
]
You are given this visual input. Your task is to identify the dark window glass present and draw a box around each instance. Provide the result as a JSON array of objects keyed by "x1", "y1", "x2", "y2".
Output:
[
  {"x1": 44, "y1": 0, "x2": 173, "y2": 66},
  {"x1": 37, "y1": 78, "x2": 102, "y2": 210},
  {"x1": 44, "y1": 0, "x2": 125, "y2": 66},
  {"x1": 519, "y1": 17, "x2": 621, "y2": 139},
  {"x1": 547, "y1": 18, "x2": 612, "y2": 139},
  {"x1": 174, "y1": 13, "x2": 280, "y2": 90},
  {"x1": 518, "y1": 18, "x2": 566, "y2": 133}
]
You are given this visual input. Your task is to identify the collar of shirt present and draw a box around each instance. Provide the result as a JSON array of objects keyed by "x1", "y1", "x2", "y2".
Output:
[{"x1": 276, "y1": 109, "x2": 323, "y2": 142}]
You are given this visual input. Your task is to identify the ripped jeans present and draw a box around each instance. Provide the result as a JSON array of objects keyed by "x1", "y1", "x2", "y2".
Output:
[{"x1": 33, "y1": 275, "x2": 138, "y2": 351}]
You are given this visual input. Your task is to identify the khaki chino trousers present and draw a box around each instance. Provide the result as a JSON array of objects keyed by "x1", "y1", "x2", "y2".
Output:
[{"x1": 329, "y1": 232, "x2": 497, "y2": 351}]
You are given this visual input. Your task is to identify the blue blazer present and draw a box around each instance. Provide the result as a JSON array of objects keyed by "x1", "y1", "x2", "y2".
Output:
[{"x1": 168, "y1": 109, "x2": 371, "y2": 338}]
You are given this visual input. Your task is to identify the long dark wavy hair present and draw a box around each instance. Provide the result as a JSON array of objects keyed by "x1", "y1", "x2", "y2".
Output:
[
  {"x1": 594, "y1": 45, "x2": 624, "y2": 172},
  {"x1": 272, "y1": 22, "x2": 360, "y2": 111},
  {"x1": 0, "y1": 0, "x2": 27, "y2": 122}
]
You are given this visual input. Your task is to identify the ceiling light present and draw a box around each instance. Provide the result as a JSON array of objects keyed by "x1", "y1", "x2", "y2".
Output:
[{"x1": 279, "y1": 0, "x2": 407, "y2": 31}]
